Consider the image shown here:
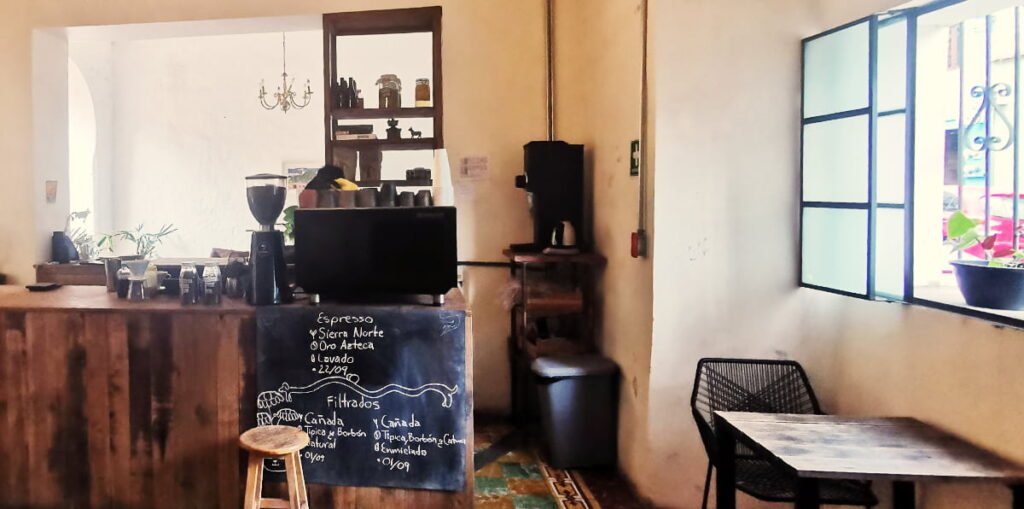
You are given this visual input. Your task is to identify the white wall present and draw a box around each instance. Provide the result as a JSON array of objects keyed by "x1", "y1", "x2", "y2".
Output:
[
  {"x1": 76, "y1": 30, "x2": 324, "y2": 256},
  {"x1": 645, "y1": 0, "x2": 1024, "y2": 508},
  {"x1": 552, "y1": 0, "x2": 655, "y2": 493},
  {"x1": 69, "y1": 40, "x2": 115, "y2": 235},
  {"x1": 32, "y1": 28, "x2": 70, "y2": 260}
]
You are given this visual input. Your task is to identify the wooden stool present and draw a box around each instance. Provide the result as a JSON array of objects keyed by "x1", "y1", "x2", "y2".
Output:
[{"x1": 240, "y1": 425, "x2": 310, "y2": 509}]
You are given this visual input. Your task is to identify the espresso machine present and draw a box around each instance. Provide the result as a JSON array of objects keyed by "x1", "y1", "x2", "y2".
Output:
[
  {"x1": 245, "y1": 173, "x2": 291, "y2": 305},
  {"x1": 514, "y1": 141, "x2": 585, "y2": 250}
]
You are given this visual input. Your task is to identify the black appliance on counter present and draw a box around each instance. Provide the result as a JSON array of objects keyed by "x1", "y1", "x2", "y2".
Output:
[
  {"x1": 294, "y1": 207, "x2": 457, "y2": 303},
  {"x1": 514, "y1": 140, "x2": 585, "y2": 250},
  {"x1": 246, "y1": 173, "x2": 292, "y2": 305}
]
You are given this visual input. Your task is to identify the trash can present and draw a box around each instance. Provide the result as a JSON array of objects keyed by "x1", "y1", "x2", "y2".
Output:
[{"x1": 531, "y1": 354, "x2": 619, "y2": 468}]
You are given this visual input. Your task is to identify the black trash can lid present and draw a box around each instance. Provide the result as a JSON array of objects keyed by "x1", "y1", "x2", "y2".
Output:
[{"x1": 531, "y1": 355, "x2": 619, "y2": 378}]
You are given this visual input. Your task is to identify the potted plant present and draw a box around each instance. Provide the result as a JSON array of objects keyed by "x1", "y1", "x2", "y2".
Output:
[
  {"x1": 64, "y1": 210, "x2": 94, "y2": 262},
  {"x1": 97, "y1": 224, "x2": 177, "y2": 292},
  {"x1": 98, "y1": 223, "x2": 178, "y2": 259},
  {"x1": 947, "y1": 211, "x2": 1024, "y2": 309}
]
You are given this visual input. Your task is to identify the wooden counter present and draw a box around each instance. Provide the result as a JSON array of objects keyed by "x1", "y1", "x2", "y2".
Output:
[{"x1": 0, "y1": 286, "x2": 472, "y2": 508}]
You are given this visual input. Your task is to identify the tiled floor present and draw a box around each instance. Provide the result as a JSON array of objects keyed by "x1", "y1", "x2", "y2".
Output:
[{"x1": 474, "y1": 422, "x2": 650, "y2": 509}]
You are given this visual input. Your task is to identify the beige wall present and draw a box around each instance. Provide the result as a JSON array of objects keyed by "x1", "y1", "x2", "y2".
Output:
[
  {"x1": 647, "y1": 0, "x2": 1024, "y2": 508},
  {"x1": 553, "y1": 0, "x2": 655, "y2": 494},
  {"x1": 0, "y1": 0, "x2": 549, "y2": 413}
]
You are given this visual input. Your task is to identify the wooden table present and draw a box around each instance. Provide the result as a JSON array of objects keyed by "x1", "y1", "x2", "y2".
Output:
[{"x1": 714, "y1": 412, "x2": 1024, "y2": 509}]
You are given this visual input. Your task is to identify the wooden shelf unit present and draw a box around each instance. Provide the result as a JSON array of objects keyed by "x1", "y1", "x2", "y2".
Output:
[
  {"x1": 505, "y1": 248, "x2": 605, "y2": 422},
  {"x1": 323, "y1": 8, "x2": 443, "y2": 173}
]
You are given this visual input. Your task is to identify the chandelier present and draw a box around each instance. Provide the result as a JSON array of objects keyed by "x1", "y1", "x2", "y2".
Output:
[{"x1": 259, "y1": 33, "x2": 313, "y2": 113}]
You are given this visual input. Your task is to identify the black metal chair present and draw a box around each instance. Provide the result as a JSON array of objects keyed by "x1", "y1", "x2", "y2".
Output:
[{"x1": 690, "y1": 358, "x2": 878, "y2": 509}]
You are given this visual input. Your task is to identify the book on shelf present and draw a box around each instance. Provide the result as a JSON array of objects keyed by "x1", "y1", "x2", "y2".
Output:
[
  {"x1": 334, "y1": 133, "x2": 379, "y2": 141},
  {"x1": 334, "y1": 124, "x2": 373, "y2": 135}
]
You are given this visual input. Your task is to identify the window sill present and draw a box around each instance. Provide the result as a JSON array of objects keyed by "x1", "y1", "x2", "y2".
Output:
[{"x1": 912, "y1": 285, "x2": 1024, "y2": 330}]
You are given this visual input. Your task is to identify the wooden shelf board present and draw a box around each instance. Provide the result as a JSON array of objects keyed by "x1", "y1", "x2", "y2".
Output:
[
  {"x1": 524, "y1": 292, "x2": 584, "y2": 316},
  {"x1": 503, "y1": 249, "x2": 607, "y2": 266},
  {"x1": 332, "y1": 107, "x2": 435, "y2": 119},
  {"x1": 522, "y1": 337, "x2": 592, "y2": 358},
  {"x1": 331, "y1": 138, "x2": 436, "y2": 151},
  {"x1": 354, "y1": 179, "x2": 432, "y2": 187}
]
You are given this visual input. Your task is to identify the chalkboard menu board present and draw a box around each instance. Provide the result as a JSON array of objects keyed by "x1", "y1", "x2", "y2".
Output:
[{"x1": 255, "y1": 305, "x2": 468, "y2": 491}]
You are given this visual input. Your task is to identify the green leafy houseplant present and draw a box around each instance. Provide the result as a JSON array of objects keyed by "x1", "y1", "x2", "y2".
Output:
[
  {"x1": 946, "y1": 211, "x2": 1024, "y2": 310},
  {"x1": 946, "y1": 211, "x2": 1024, "y2": 267},
  {"x1": 97, "y1": 224, "x2": 178, "y2": 259},
  {"x1": 283, "y1": 206, "x2": 297, "y2": 242}
]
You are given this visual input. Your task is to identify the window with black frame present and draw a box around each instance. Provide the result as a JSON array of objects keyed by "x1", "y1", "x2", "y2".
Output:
[{"x1": 801, "y1": 0, "x2": 1024, "y2": 325}]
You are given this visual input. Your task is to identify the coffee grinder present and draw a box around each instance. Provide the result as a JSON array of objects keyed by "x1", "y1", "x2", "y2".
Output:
[{"x1": 245, "y1": 173, "x2": 292, "y2": 305}]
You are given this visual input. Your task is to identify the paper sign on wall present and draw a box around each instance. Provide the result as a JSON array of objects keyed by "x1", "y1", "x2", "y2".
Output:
[{"x1": 457, "y1": 156, "x2": 489, "y2": 181}]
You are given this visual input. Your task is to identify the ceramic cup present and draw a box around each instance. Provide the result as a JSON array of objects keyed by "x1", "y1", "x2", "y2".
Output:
[
  {"x1": 414, "y1": 190, "x2": 433, "y2": 207},
  {"x1": 356, "y1": 188, "x2": 379, "y2": 208},
  {"x1": 398, "y1": 192, "x2": 415, "y2": 207}
]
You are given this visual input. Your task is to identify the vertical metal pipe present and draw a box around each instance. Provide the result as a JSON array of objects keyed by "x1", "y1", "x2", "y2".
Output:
[
  {"x1": 957, "y1": 21, "x2": 965, "y2": 259},
  {"x1": 985, "y1": 15, "x2": 993, "y2": 237},
  {"x1": 637, "y1": 0, "x2": 650, "y2": 250},
  {"x1": 868, "y1": 16, "x2": 879, "y2": 299},
  {"x1": 1013, "y1": 7, "x2": 1020, "y2": 250},
  {"x1": 546, "y1": 0, "x2": 555, "y2": 141},
  {"x1": 905, "y1": 14, "x2": 918, "y2": 299}
]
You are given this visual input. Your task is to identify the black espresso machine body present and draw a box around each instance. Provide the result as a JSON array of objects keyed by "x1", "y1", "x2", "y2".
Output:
[
  {"x1": 294, "y1": 207, "x2": 457, "y2": 300},
  {"x1": 515, "y1": 140, "x2": 585, "y2": 250}
]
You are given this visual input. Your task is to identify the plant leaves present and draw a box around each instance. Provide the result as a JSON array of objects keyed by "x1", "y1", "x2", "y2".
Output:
[
  {"x1": 952, "y1": 229, "x2": 981, "y2": 252},
  {"x1": 947, "y1": 211, "x2": 978, "y2": 239},
  {"x1": 993, "y1": 247, "x2": 1017, "y2": 258},
  {"x1": 981, "y1": 234, "x2": 998, "y2": 250},
  {"x1": 989, "y1": 259, "x2": 1005, "y2": 267}
]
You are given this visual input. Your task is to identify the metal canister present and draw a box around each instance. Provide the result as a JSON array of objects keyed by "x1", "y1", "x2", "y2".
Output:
[{"x1": 179, "y1": 263, "x2": 199, "y2": 305}]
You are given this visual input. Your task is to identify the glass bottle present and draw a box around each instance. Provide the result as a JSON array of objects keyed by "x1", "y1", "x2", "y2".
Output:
[
  {"x1": 179, "y1": 262, "x2": 198, "y2": 305},
  {"x1": 203, "y1": 263, "x2": 222, "y2": 305},
  {"x1": 338, "y1": 77, "x2": 350, "y2": 109},
  {"x1": 376, "y1": 74, "x2": 402, "y2": 109},
  {"x1": 415, "y1": 78, "x2": 431, "y2": 107}
]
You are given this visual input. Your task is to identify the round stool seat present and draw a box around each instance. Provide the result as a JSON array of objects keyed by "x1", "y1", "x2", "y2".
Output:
[{"x1": 240, "y1": 425, "x2": 310, "y2": 455}]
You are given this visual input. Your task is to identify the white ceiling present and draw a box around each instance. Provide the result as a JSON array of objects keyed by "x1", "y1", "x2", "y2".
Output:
[{"x1": 65, "y1": 14, "x2": 322, "y2": 43}]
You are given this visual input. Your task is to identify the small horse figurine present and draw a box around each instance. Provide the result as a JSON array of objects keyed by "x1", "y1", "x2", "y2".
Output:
[{"x1": 408, "y1": 127, "x2": 423, "y2": 139}]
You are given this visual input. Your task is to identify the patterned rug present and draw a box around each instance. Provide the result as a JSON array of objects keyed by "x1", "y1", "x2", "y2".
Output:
[{"x1": 474, "y1": 426, "x2": 601, "y2": 509}]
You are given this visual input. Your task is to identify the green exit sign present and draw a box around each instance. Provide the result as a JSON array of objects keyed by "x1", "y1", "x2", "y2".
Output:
[{"x1": 630, "y1": 140, "x2": 640, "y2": 176}]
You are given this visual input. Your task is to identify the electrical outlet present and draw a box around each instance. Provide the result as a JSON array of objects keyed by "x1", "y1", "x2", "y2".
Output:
[{"x1": 630, "y1": 140, "x2": 640, "y2": 176}]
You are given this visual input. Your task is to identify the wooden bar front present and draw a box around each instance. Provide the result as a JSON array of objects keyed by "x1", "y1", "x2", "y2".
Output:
[{"x1": 0, "y1": 286, "x2": 473, "y2": 508}]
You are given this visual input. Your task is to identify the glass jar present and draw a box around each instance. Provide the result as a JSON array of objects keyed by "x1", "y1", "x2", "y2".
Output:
[
  {"x1": 415, "y1": 78, "x2": 431, "y2": 107},
  {"x1": 179, "y1": 262, "x2": 199, "y2": 305},
  {"x1": 116, "y1": 265, "x2": 131, "y2": 299},
  {"x1": 203, "y1": 263, "x2": 222, "y2": 305},
  {"x1": 376, "y1": 74, "x2": 402, "y2": 109}
]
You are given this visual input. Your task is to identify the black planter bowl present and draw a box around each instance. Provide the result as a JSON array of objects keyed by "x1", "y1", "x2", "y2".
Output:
[{"x1": 951, "y1": 260, "x2": 1024, "y2": 310}]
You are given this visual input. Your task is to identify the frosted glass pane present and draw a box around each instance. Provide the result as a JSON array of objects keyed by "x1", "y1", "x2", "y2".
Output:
[
  {"x1": 803, "y1": 116, "x2": 869, "y2": 202},
  {"x1": 876, "y1": 208, "x2": 905, "y2": 298},
  {"x1": 877, "y1": 19, "x2": 907, "y2": 112},
  {"x1": 802, "y1": 208, "x2": 867, "y2": 294},
  {"x1": 877, "y1": 114, "x2": 906, "y2": 204},
  {"x1": 804, "y1": 22, "x2": 870, "y2": 117}
]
